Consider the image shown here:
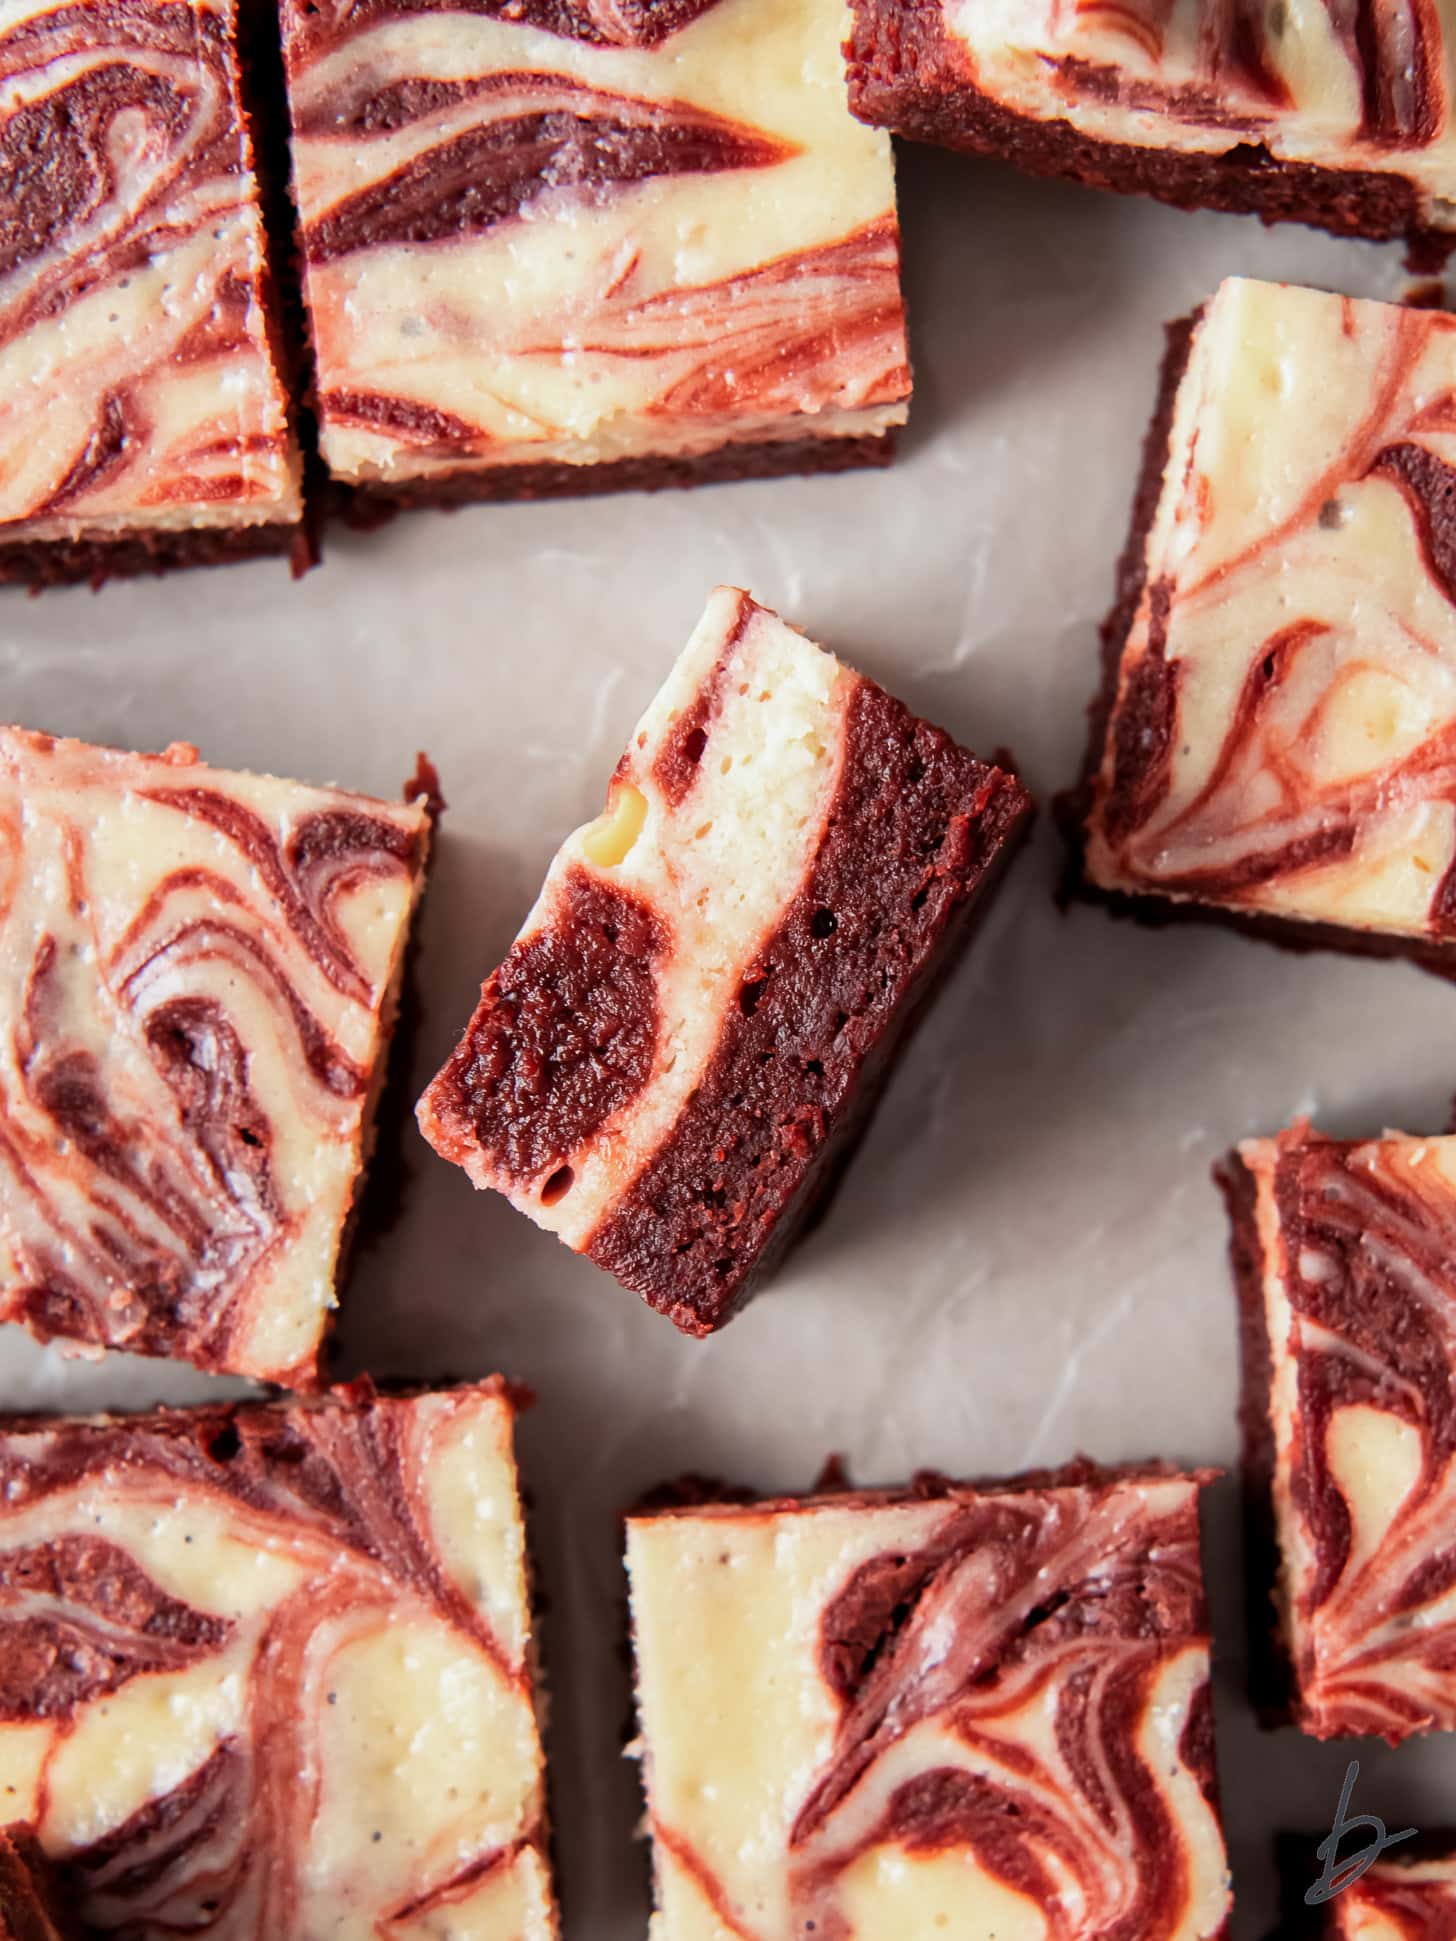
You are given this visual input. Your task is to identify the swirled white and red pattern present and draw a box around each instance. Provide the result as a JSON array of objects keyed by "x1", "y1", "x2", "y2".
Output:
[
  {"x1": 1327, "y1": 1848, "x2": 1456, "y2": 1939},
  {"x1": 278, "y1": 0, "x2": 911, "y2": 486},
  {"x1": 0, "y1": 1382, "x2": 558, "y2": 1941},
  {"x1": 1086, "y1": 277, "x2": 1456, "y2": 944},
  {"x1": 0, "y1": 729, "x2": 430, "y2": 1385},
  {"x1": 0, "y1": 0, "x2": 301, "y2": 559},
  {"x1": 849, "y1": 0, "x2": 1456, "y2": 235},
  {"x1": 627, "y1": 1467, "x2": 1231, "y2": 1941}
]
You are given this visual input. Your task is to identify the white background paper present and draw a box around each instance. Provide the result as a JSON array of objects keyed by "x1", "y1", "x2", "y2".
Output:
[{"x1": 3, "y1": 139, "x2": 1454, "y2": 1938}]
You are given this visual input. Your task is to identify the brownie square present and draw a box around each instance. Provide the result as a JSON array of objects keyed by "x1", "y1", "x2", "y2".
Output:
[
  {"x1": 1321, "y1": 1844, "x2": 1456, "y2": 1937},
  {"x1": 1226, "y1": 1124, "x2": 1456, "y2": 1741},
  {"x1": 0, "y1": 0, "x2": 304, "y2": 587},
  {"x1": 625, "y1": 1464, "x2": 1231, "y2": 1939},
  {"x1": 0, "y1": 1829, "x2": 73, "y2": 1941},
  {"x1": 1277, "y1": 1833, "x2": 1456, "y2": 1938},
  {"x1": 1082, "y1": 276, "x2": 1456, "y2": 957},
  {"x1": 277, "y1": 0, "x2": 910, "y2": 503},
  {"x1": 0, "y1": 728, "x2": 431, "y2": 1385},
  {"x1": 0, "y1": 1381, "x2": 557, "y2": 1941},
  {"x1": 845, "y1": 0, "x2": 1456, "y2": 253},
  {"x1": 417, "y1": 586, "x2": 1030, "y2": 1334}
]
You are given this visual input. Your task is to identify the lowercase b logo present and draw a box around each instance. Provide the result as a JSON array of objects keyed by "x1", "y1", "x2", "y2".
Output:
[{"x1": 1305, "y1": 1761, "x2": 1417, "y2": 1906}]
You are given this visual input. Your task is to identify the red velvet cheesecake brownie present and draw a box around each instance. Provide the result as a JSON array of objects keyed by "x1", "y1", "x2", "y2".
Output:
[
  {"x1": 0, "y1": 0, "x2": 304, "y2": 588},
  {"x1": 0, "y1": 729, "x2": 431, "y2": 1385},
  {"x1": 1082, "y1": 276, "x2": 1456, "y2": 956},
  {"x1": 626, "y1": 1464, "x2": 1231, "y2": 1940},
  {"x1": 1226, "y1": 1124, "x2": 1456, "y2": 1741},
  {"x1": 1316, "y1": 1843, "x2": 1456, "y2": 1937},
  {"x1": 846, "y1": 0, "x2": 1456, "y2": 253},
  {"x1": 0, "y1": 1829, "x2": 73, "y2": 1941},
  {"x1": 277, "y1": 0, "x2": 910, "y2": 503},
  {"x1": 0, "y1": 1380, "x2": 558, "y2": 1940},
  {"x1": 418, "y1": 587, "x2": 1030, "y2": 1334}
]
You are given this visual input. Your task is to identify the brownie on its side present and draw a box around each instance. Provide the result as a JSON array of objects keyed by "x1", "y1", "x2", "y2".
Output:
[
  {"x1": 1081, "y1": 276, "x2": 1456, "y2": 959},
  {"x1": 0, "y1": 0, "x2": 304, "y2": 588},
  {"x1": 277, "y1": 0, "x2": 910, "y2": 505},
  {"x1": 0, "y1": 729, "x2": 431, "y2": 1386},
  {"x1": 0, "y1": 1381, "x2": 558, "y2": 1941},
  {"x1": 0, "y1": 1829, "x2": 73, "y2": 1941},
  {"x1": 417, "y1": 587, "x2": 1030, "y2": 1335},
  {"x1": 1225, "y1": 1125, "x2": 1456, "y2": 1742},
  {"x1": 625, "y1": 1464, "x2": 1231, "y2": 1939},
  {"x1": 846, "y1": 0, "x2": 1456, "y2": 254}
]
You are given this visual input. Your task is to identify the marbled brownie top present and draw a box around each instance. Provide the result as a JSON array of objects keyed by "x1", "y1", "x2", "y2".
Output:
[
  {"x1": 0, "y1": 1382, "x2": 556, "y2": 1941},
  {"x1": 1242, "y1": 1127, "x2": 1456, "y2": 1742},
  {"x1": 627, "y1": 1468, "x2": 1230, "y2": 1940},
  {"x1": 0, "y1": 730, "x2": 429, "y2": 1384},
  {"x1": 278, "y1": 0, "x2": 910, "y2": 483},
  {"x1": 890, "y1": 0, "x2": 1456, "y2": 226},
  {"x1": 1087, "y1": 276, "x2": 1456, "y2": 941},
  {"x1": 0, "y1": 0, "x2": 301, "y2": 542}
]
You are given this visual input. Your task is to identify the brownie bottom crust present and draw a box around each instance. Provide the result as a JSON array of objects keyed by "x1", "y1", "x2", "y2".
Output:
[
  {"x1": 846, "y1": 0, "x2": 1451, "y2": 261},
  {"x1": 1217, "y1": 1151, "x2": 1298, "y2": 1727},
  {"x1": 0, "y1": 519, "x2": 309, "y2": 592},
  {"x1": 341, "y1": 430, "x2": 898, "y2": 518}
]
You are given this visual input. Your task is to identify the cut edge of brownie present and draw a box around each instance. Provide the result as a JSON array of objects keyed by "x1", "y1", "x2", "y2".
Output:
[
  {"x1": 334, "y1": 429, "x2": 898, "y2": 524},
  {"x1": 0, "y1": 519, "x2": 308, "y2": 594},
  {"x1": 587, "y1": 698, "x2": 1032, "y2": 1335},
  {"x1": 319, "y1": 754, "x2": 445, "y2": 1373},
  {"x1": 1216, "y1": 1148, "x2": 1300, "y2": 1730},
  {"x1": 625, "y1": 1452, "x2": 1223, "y2": 1520},
  {"x1": 844, "y1": 0, "x2": 1454, "y2": 262},
  {"x1": 1054, "y1": 304, "x2": 1456, "y2": 979}
]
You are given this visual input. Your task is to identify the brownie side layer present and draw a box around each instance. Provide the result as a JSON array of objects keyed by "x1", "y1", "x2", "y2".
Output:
[
  {"x1": 1216, "y1": 1152, "x2": 1298, "y2": 1727},
  {"x1": 342, "y1": 430, "x2": 897, "y2": 518},
  {"x1": 588, "y1": 683, "x2": 1032, "y2": 1335},
  {"x1": 845, "y1": 0, "x2": 1448, "y2": 257},
  {"x1": 0, "y1": 1828, "x2": 73, "y2": 1941},
  {"x1": 1056, "y1": 310, "x2": 1195, "y2": 892},
  {"x1": 0, "y1": 519, "x2": 306, "y2": 593}
]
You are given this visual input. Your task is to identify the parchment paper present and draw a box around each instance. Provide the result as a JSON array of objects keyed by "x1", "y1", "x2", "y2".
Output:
[{"x1": 3, "y1": 140, "x2": 1452, "y2": 1938}]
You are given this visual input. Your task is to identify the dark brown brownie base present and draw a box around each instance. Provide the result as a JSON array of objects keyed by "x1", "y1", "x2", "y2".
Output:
[
  {"x1": 1056, "y1": 313, "x2": 1456, "y2": 979},
  {"x1": 0, "y1": 1828, "x2": 74, "y2": 1941},
  {"x1": 1216, "y1": 1152, "x2": 1300, "y2": 1730},
  {"x1": 845, "y1": 0, "x2": 1454, "y2": 261},
  {"x1": 342, "y1": 430, "x2": 898, "y2": 519},
  {"x1": 0, "y1": 518, "x2": 308, "y2": 593},
  {"x1": 633, "y1": 1453, "x2": 1212, "y2": 1517}
]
